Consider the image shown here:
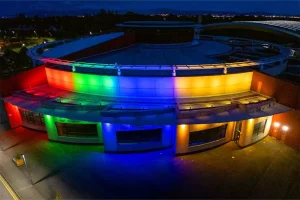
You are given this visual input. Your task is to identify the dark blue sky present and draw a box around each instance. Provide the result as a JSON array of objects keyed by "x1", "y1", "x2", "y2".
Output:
[{"x1": 1, "y1": 1, "x2": 300, "y2": 16}]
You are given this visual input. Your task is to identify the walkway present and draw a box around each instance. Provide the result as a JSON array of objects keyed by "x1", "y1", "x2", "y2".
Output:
[
  {"x1": 1, "y1": 126, "x2": 300, "y2": 199},
  {"x1": 0, "y1": 126, "x2": 45, "y2": 200}
]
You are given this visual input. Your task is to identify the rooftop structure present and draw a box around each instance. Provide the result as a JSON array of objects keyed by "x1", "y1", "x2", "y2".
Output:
[
  {"x1": 243, "y1": 20, "x2": 300, "y2": 34},
  {"x1": 202, "y1": 20, "x2": 300, "y2": 47},
  {"x1": 117, "y1": 21, "x2": 199, "y2": 44}
]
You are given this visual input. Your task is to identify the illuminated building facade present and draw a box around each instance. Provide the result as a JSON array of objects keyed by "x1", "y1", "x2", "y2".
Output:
[{"x1": 1, "y1": 21, "x2": 292, "y2": 154}]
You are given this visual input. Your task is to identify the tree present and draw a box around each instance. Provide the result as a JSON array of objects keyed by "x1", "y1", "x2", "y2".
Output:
[
  {"x1": 16, "y1": 46, "x2": 32, "y2": 69},
  {"x1": 99, "y1": 9, "x2": 107, "y2": 16},
  {"x1": 16, "y1": 13, "x2": 26, "y2": 19}
]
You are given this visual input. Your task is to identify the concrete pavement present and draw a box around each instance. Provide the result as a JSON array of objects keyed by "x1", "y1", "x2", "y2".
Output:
[
  {"x1": 1, "y1": 125, "x2": 300, "y2": 199},
  {"x1": 0, "y1": 174, "x2": 16, "y2": 200},
  {"x1": 0, "y1": 126, "x2": 45, "y2": 200}
]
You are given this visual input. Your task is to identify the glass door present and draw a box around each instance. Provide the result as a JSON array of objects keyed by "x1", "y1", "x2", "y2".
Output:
[{"x1": 234, "y1": 121, "x2": 242, "y2": 143}]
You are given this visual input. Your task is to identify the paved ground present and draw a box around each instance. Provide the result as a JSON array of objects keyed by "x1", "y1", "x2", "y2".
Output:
[
  {"x1": 0, "y1": 175, "x2": 14, "y2": 200},
  {"x1": 1, "y1": 126, "x2": 300, "y2": 199}
]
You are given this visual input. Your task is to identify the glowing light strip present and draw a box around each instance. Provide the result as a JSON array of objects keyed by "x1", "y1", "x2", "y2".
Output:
[{"x1": 45, "y1": 68, "x2": 253, "y2": 98}]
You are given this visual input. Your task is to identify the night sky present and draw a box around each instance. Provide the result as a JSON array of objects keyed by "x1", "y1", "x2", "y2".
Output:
[{"x1": 1, "y1": 1, "x2": 300, "y2": 16}]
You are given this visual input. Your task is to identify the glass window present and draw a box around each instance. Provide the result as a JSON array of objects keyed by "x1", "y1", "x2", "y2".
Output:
[
  {"x1": 189, "y1": 125, "x2": 227, "y2": 146},
  {"x1": 55, "y1": 123, "x2": 98, "y2": 138},
  {"x1": 252, "y1": 120, "x2": 267, "y2": 138},
  {"x1": 19, "y1": 109, "x2": 45, "y2": 125},
  {"x1": 116, "y1": 128, "x2": 162, "y2": 144}
]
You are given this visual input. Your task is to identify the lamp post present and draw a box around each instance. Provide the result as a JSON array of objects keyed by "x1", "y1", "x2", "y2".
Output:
[{"x1": 21, "y1": 154, "x2": 33, "y2": 185}]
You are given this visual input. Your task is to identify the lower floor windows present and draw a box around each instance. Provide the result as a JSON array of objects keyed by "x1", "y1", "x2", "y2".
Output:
[
  {"x1": 252, "y1": 120, "x2": 267, "y2": 138},
  {"x1": 189, "y1": 125, "x2": 227, "y2": 146},
  {"x1": 19, "y1": 109, "x2": 45, "y2": 126},
  {"x1": 55, "y1": 123, "x2": 98, "y2": 138},
  {"x1": 116, "y1": 128, "x2": 162, "y2": 144}
]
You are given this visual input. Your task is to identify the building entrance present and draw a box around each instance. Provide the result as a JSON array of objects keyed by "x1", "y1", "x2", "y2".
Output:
[{"x1": 234, "y1": 121, "x2": 242, "y2": 144}]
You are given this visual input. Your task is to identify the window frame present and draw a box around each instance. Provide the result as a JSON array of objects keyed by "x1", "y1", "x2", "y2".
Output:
[
  {"x1": 19, "y1": 109, "x2": 45, "y2": 125},
  {"x1": 189, "y1": 124, "x2": 228, "y2": 147},
  {"x1": 252, "y1": 120, "x2": 267, "y2": 138},
  {"x1": 55, "y1": 122, "x2": 98, "y2": 138},
  {"x1": 116, "y1": 128, "x2": 162, "y2": 144}
]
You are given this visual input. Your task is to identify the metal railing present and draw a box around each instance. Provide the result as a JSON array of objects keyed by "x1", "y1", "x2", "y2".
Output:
[{"x1": 22, "y1": 33, "x2": 292, "y2": 78}]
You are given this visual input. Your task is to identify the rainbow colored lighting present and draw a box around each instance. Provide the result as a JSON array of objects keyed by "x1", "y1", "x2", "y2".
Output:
[{"x1": 46, "y1": 68, "x2": 253, "y2": 98}]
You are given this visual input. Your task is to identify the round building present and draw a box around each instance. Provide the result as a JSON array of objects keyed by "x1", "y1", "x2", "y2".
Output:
[{"x1": 2, "y1": 21, "x2": 291, "y2": 155}]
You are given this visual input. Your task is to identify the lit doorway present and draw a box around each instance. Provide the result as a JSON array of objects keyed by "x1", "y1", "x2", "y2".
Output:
[{"x1": 234, "y1": 121, "x2": 242, "y2": 144}]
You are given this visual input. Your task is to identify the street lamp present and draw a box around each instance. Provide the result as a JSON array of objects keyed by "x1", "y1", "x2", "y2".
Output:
[
  {"x1": 21, "y1": 154, "x2": 34, "y2": 185},
  {"x1": 273, "y1": 122, "x2": 280, "y2": 139},
  {"x1": 282, "y1": 126, "x2": 289, "y2": 135},
  {"x1": 274, "y1": 122, "x2": 280, "y2": 128}
]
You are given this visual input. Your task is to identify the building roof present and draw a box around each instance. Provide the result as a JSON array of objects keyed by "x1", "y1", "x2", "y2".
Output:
[
  {"x1": 41, "y1": 32, "x2": 124, "y2": 58},
  {"x1": 242, "y1": 20, "x2": 300, "y2": 34},
  {"x1": 203, "y1": 21, "x2": 300, "y2": 39},
  {"x1": 79, "y1": 40, "x2": 232, "y2": 65},
  {"x1": 4, "y1": 84, "x2": 291, "y2": 125}
]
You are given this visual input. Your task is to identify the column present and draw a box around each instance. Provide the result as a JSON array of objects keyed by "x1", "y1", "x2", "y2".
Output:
[
  {"x1": 102, "y1": 123, "x2": 118, "y2": 152},
  {"x1": 175, "y1": 124, "x2": 189, "y2": 154}
]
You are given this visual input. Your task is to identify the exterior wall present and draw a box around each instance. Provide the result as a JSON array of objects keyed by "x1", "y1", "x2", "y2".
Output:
[
  {"x1": 251, "y1": 71, "x2": 300, "y2": 109},
  {"x1": 129, "y1": 27, "x2": 194, "y2": 44},
  {"x1": 4, "y1": 105, "x2": 47, "y2": 132},
  {"x1": 175, "y1": 122, "x2": 235, "y2": 154},
  {"x1": 270, "y1": 110, "x2": 300, "y2": 151},
  {"x1": 0, "y1": 65, "x2": 47, "y2": 97},
  {"x1": 0, "y1": 99, "x2": 8, "y2": 124},
  {"x1": 4, "y1": 102, "x2": 22, "y2": 129},
  {"x1": 102, "y1": 123, "x2": 176, "y2": 152},
  {"x1": 61, "y1": 34, "x2": 136, "y2": 61},
  {"x1": 251, "y1": 71, "x2": 300, "y2": 150},
  {"x1": 46, "y1": 68, "x2": 253, "y2": 98},
  {"x1": 238, "y1": 116, "x2": 272, "y2": 147},
  {"x1": 44, "y1": 115, "x2": 103, "y2": 144},
  {"x1": 3, "y1": 101, "x2": 276, "y2": 153}
]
